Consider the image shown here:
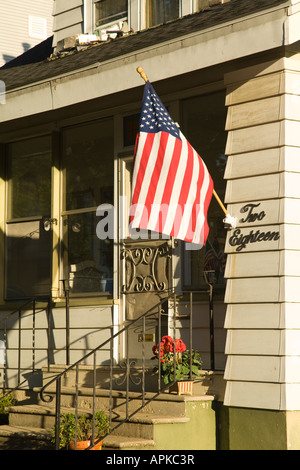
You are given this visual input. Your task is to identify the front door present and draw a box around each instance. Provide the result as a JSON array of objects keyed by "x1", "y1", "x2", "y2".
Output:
[
  {"x1": 119, "y1": 156, "x2": 172, "y2": 362},
  {"x1": 5, "y1": 136, "x2": 52, "y2": 299},
  {"x1": 121, "y1": 238, "x2": 171, "y2": 320}
]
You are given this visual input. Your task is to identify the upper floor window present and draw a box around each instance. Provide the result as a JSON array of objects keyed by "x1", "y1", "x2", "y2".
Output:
[
  {"x1": 94, "y1": 0, "x2": 128, "y2": 28},
  {"x1": 147, "y1": 0, "x2": 179, "y2": 27}
]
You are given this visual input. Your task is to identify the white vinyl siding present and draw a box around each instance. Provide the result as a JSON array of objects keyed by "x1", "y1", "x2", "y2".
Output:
[
  {"x1": 52, "y1": 0, "x2": 84, "y2": 45},
  {"x1": 0, "y1": 0, "x2": 53, "y2": 67}
]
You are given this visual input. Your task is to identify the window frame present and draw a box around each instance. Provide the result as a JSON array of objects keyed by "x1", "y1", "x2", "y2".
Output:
[
  {"x1": 60, "y1": 118, "x2": 114, "y2": 299},
  {"x1": 146, "y1": 0, "x2": 180, "y2": 28},
  {"x1": 93, "y1": 0, "x2": 128, "y2": 31},
  {"x1": 4, "y1": 134, "x2": 53, "y2": 300},
  {"x1": 86, "y1": 1, "x2": 196, "y2": 35}
]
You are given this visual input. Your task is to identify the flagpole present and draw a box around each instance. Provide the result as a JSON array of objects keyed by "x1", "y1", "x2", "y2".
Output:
[
  {"x1": 212, "y1": 190, "x2": 228, "y2": 216},
  {"x1": 136, "y1": 66, "x2": 236, "y2": 227}
]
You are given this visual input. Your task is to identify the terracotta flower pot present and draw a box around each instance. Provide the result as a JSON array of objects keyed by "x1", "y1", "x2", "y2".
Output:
[
  {"x1": 169, "y1": 380, "x2": 193, "y2": 395},
  {"x1": 68, "y1": 439, "x2": 103, "y2": 450}
]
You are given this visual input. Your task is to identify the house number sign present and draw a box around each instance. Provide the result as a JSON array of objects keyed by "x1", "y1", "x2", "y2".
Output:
[{"x1": 228, "y1": 203, "x2": 280, "y2": 252}]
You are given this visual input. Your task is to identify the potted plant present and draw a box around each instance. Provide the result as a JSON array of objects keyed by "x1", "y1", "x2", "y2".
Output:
[
  {"x1": 0, "y1": 392, "x2": 17, "y2": 425},
  {"x1": 52, "y1": 410, "x2": 110, "y2": 450},
  {"x1": 152, "y1": 335, "x2": 202, "y2": 395}
]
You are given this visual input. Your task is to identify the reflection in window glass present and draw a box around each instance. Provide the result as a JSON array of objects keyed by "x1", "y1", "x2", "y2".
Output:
[
  {"x1": 7, "y1": 136, "x2": 51, "y2": 219},
  {"x1": 95, "y1": 0, "x2": 127, "y2": 27},
  {"x1": 6, "y1": 135, "x2": 52, "y2": 299},
  {"x1": 147, "y1": 0, "x2": 179, "y2": 27},
  {"x1": 181, "y1": 91, "x2": 227, "y2": 289},
  {"x1": 62, "y1": 118, "x2": 114, "y2": 296},
  {"x1": 6, "y1": 220, "x2": 51, "y2": 299},
  {"x1": 63, "y1": 212, "x2": 113, "y2": 296},
  {"x1": 62, "y1": 118, "x2": 114, "y2": 211}
]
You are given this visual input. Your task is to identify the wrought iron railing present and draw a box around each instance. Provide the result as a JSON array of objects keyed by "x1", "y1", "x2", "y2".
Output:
[
  {"x1": 0, "y1": 297, "x2": 52, "y2": 398},
  {"x1": 40, "y1": 281, "x2": 214, "y2": 450}
]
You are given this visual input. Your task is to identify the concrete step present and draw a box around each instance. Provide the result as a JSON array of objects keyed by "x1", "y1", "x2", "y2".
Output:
[
  {"x1": 0, "y1": 401, "x2": 191, "y2": 450},
  {"x1": 0, "y1": 425, "x2": 53, "y2": 450},
  {"x1": 6, "y1": 403, "x2": 192, "y2": 439},
  {"x1": 0, "y1": 424, "x2": 155, "y2": 450},
  {"x1": 41, "y1": 364, "x2": 159, "y2": 393},
  {"x1": 7, "y1": 404, "x2": 65, "y2": 430},
  {"x1": 1, "y1": 391, "x2": 217, "y2": 450},
  {"x1": 34, "y1": 384, "x2": 196, "y2": 417},
  {"x1": 102, "y1": 434, "x2": 155, "y2": 450},
  {"x1": 40, "y1": 365, "x2": 219, "y2": 396}
]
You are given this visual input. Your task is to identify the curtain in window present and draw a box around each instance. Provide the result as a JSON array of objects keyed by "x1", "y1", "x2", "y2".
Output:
[
  {"x1": 94, "y1": 0, "x2": 127, "y2": 27},
  {"x1": 148, "y1": 0, "x2": 179, "y2": 27}
]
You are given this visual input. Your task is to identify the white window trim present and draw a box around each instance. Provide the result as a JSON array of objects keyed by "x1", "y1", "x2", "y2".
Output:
[
  {"x1": 83, "y1": 0, "x2": 94, "y2": 34},
  {"x1": 83, "y1": 0, "x2": 197, "y2": 35}
]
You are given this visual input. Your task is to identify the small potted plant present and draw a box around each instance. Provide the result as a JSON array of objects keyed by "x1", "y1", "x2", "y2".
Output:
[
  {"x1": 52, "y1": 410, "x2": 110, "y2": 450},
  {"x1": 0, "y1": 392, "x2": 17, "y2": 424},
  {"x1": 152, "y1": 335, "x2": 202, "y2": 395}
]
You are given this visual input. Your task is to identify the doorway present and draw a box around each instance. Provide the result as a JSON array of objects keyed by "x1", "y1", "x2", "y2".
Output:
[{"x1": 5, "y1": 136, "x2": 52, "y2": 299}]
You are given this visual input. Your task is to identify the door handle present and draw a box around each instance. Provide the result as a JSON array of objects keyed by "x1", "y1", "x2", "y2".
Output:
[{"x1": 43, "y1": 218, "x2": 57, "y2": 231}]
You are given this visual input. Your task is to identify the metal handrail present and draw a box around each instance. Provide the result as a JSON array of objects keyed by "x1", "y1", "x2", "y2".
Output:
[
  {"x1": 40, "y1": 285, "x2": 214, "y2": 450},
  {"x1": 0, "y1": 297, "x2": 51, "y2": 398}
]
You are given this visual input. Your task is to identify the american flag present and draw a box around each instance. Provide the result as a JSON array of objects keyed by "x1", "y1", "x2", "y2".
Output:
[{"x1": 129, "y1": 81, "x2": 213, "y2": 245}]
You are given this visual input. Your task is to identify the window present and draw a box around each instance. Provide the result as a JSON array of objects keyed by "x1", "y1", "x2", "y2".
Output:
[
  {"x1": 123, "y1": 114, "x2": 139, "y2": 147},
  {"x1": 6, "y1": 136, "x2": 52, "y2": 299},
  {"x1": 94, "y1": 0, "x2": 128, "y2": 28},
  {"x1": 147, "y1": 0, "x2": 179, "y2": 27},
  {"x1": 61, "y1": 118, "x2": 114, "y2": 296},
  {"x1": 181, "y1": 91, "x2": 227, "y2": 289}
]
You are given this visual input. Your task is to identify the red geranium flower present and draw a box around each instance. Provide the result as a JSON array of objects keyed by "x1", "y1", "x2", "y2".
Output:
[
  {"x1": 175, "y1": 339, "x2": 186, "y2": 353},
  {"x1": 152, "y1": 342, "x2": 168, "y2": 360},
  {"x1": 161, "y1": 335, "x2": 174, "y2": 353}
]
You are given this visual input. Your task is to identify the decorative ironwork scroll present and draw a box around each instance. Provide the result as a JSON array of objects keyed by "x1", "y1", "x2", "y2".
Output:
[
  {"x1": 115, "y1": 360, "x2": 142, "y2": 387},
  {"x1": 121, "y1": 242, "x2": 171, "y2": 294}
]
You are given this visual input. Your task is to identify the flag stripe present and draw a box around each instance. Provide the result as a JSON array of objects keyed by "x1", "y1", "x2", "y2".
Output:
[
  {"x1": 141, "y1": 131, "x2": 169, "y2": 230},
  {"x1": 156, "y1": 136, "x2": 184, "y2": 235},
  {"x1": 148, "y1": 133, "x2": 179, "y2": 232},
  {"x1": 131, "y1": 132, "x2": 154, "y2": 210},
  {"x1": 162, "y1": 135, "x2": 189, "y2": 235},
  {"x1": 131, "y1": 132, "x2": 158, "y2": 227},
  {"x1": 171, "y1": 135, "x2": 194, "y2": 239}
]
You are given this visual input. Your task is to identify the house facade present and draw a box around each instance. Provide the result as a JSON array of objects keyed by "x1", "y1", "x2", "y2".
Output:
[
  {"x1": 0, "y1": 0, "x2": 53, "y2": 67},
  {"x1": 1, "y1": 0, "x2": 300, "y2": 450}
]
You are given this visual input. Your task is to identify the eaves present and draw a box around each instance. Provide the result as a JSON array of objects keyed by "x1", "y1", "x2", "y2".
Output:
[{"x1": 0, "y1": 0, "x2": 297, "y2": 124}]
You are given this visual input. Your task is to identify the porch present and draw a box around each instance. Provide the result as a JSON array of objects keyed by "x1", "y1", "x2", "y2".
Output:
[
  {"x1": 0, "y1": 287, "x2": 226, "y2": 450},
  {"x1": 0, "y1": 369, "x2": 224, "y2": 450}
]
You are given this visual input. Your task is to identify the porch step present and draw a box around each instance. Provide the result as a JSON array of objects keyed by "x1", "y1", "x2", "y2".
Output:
[
  {"x1": 0, "y1": 423, "x2": 155, "y2": 451},
  {"x1": 0, "y1": 425, "x2": 53, "y2": 450},
  {"x1": 40, "y1": 365, "x2": 223, "y2": 397},
  {"x1": 0, "y1": 383, "x2": 217, "y2": 450},
  {"x1": 0, "y1": 399, "x2": 204, "y2": 450},
  {"x1": 103, "y1": 434, "x2": 155, "y2": 450},
  {"x1": 34, "y1": 384, "x2": 204, "y2": 416}
]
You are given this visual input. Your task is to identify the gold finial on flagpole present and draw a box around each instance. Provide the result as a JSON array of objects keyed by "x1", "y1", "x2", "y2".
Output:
[{"x1": 137, "y1": 66, "x2": 148, "y2": 83}]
